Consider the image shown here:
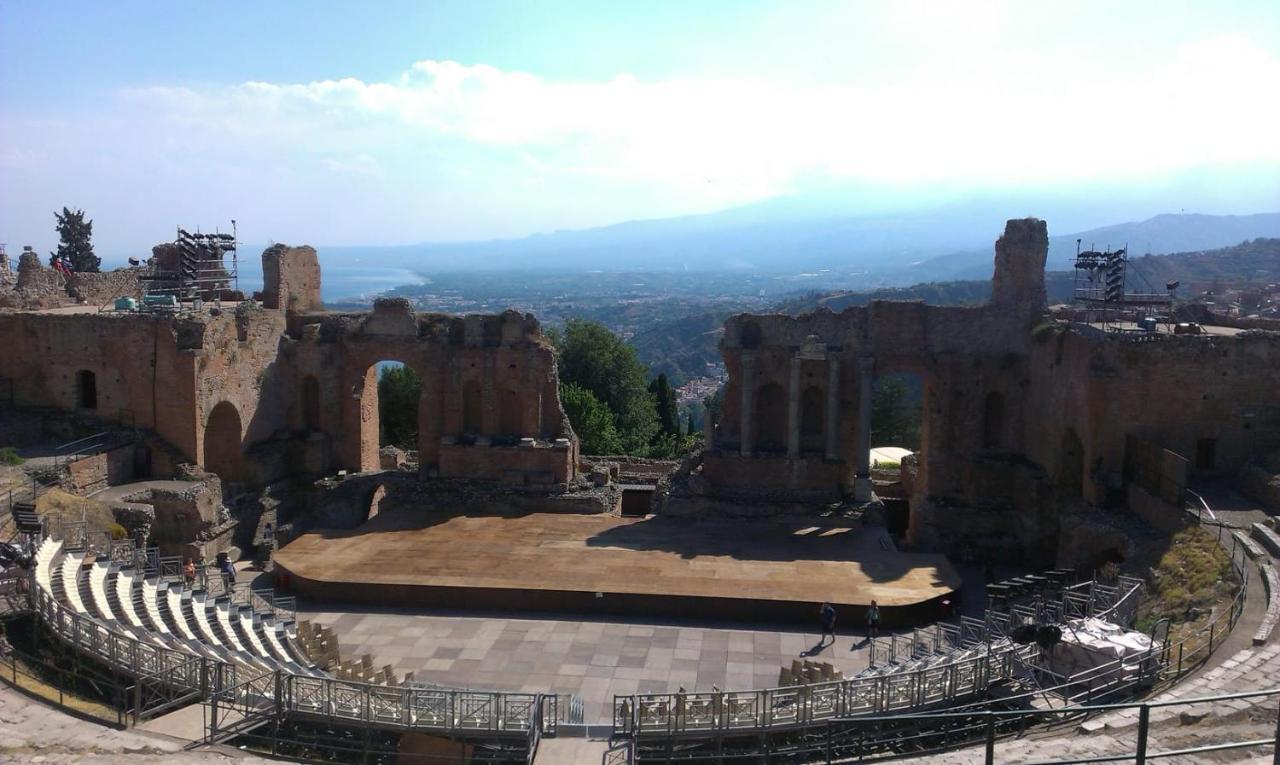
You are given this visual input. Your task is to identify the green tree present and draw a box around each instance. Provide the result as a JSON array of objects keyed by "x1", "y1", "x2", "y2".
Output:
[
  {"x1": 378, "y1": 364, "x2": 421, "y2": 449},
  {"x1": 552, "y1": 319, "x2": 658, "y2": 454},
  {"x1": 869, "y1": 376, "x2": 921, "y2": 450},
  {"x1": 50, "y1": 207, "x2": 100, "y2": 272},
  {"x1": 648, "y1": 373, "x2": 679, "y2": 437},
  {"x1": 560, "y1": 383, "x2": 624, "y2": 455},
  {"x1": 686, "y1": 412, "x2": 696, "y2": 438}
]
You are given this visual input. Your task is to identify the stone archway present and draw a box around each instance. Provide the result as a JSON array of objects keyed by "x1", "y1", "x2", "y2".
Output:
[{"x1": 204, "y1": 401, "x2": 245, "y2": 483}]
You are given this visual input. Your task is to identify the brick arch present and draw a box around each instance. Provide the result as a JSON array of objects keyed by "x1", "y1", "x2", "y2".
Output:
[
  {"x1": 355, "y1": 359, "x2": 425, "y2": 472},
  {"x1": 204, "y1": 400, "x2": 245, "y2": 483}
]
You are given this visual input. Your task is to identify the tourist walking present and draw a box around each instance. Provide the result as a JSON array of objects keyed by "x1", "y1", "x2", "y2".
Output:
[
  {"x1": 819, "y1": 602, "x2": 837, "y2": 646},
  {"x1": 866, "y1": 600, "x2": 881, "y2": 639}
]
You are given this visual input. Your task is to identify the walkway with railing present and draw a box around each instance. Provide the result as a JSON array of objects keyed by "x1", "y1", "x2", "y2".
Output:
[{"x1": 25, "y1": 524, "x2": 550, "y2": 748}]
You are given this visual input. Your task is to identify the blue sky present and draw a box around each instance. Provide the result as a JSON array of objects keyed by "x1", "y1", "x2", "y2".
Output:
[{"x1": 2, "y1": 1, "x2": 1278, "y2": 256}]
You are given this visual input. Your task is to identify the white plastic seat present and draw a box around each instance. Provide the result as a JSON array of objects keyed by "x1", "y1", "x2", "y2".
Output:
[
  {"x1": 59, "y1": 552, "x2": 90, "y2": 614},
  {"x1": 167, "y1": 585, "x2": 200, "y2": 641},
  {"x1": 140, "y1": 577, "x2": 172, "y2": 635},
  {"x1": 190, "y1": 592, "x2": 224, "y2": 647},
  {"x1": 89, "y1": 560, "x2": 116, "y2": 621},
  {"x1": 114, "y1": 567, "x2": 148, "y2": 630}
]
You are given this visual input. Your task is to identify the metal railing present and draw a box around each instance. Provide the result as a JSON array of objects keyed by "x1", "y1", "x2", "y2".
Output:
[
  {"x1": 614, "y1": 540, "x2": 1245, "y2": 740},
  {"x1": 626, "y1": 687, "x2": 1279, "y2": 764},
  {"x1": 29, "y1": 535, "x2": 545, "y2": 740}
]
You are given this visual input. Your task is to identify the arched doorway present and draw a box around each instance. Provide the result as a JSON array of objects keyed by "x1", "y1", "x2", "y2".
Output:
[
  {"x1": 76, "y1": 370, "x2": 98, "y2": 410},
  {"x1": 755, "y1": 383, "x2": 787, "y2": 453},
  {"x1": 204, "y1": 401, "x2": 245, "y2": 483},
  {"x1": 357, "y1": 360, "x2": 422, "y2": 471}
]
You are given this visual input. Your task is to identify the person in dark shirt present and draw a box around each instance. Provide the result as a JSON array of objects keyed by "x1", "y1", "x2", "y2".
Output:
[{"x1": 819, "y1": 602, "x2": 837, "y2": 645}]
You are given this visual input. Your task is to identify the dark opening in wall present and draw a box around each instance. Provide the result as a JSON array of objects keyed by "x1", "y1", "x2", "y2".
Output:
[
  {"x1": 755, "y1": 383, "x2": 786, "y2": 453},
  {"x1": 462, "y1": 380, "x2": 483, "y2": 435},
  {"x1": 800, "y1": 385, "x2": 824, "y2": 451},
  {"x1": 76, "y1": 370, "x2": 97, "y2": 410},
  {"x1": 301, "y1": 375, "x2": 321, "y2": 430},
  {"x1": 982, "y1": 391, "x2": 1005, "y2": 450},
  {"x1": 1196, "y1": 438, "x2": 1217, "y2": 471}
]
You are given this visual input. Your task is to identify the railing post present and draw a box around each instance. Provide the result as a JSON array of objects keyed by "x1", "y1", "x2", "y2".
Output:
[
  {"x1": 1135, "y1": 704, "x2": 1150, "y2": 764},
  {"x1": 984, "y1": 711, "x2": 996, "y2": 765}
]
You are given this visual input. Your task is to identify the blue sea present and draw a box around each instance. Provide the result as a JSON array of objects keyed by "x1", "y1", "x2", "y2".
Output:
[
  {"x1": 237, "y1": 258, "x2": 423, "y2": 303},
  {"x1": 103, "y1": 253, "x2": 423, "y2": 303}
]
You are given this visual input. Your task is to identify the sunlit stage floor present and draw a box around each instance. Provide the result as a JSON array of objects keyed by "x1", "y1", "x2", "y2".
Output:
[{"x1": 274, "y1": 510, "x2": 961, "y2": 626}]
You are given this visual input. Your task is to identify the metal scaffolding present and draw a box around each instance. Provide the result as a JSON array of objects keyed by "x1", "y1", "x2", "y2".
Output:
[{"x1": 140, "y1": 223, "x2": 239, "y2": 302}]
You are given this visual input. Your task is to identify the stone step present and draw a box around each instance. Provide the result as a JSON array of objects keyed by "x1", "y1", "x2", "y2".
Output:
[
  {"x1": 1250, "y1": 522, "x2": 1280, "y2": 559},
  {"x1": 1232, "y1": 530, "x2": 1268, "y2": 561},
  {"x1": 1254, "y1": 562, "x2": 1279, "y2": 646}
]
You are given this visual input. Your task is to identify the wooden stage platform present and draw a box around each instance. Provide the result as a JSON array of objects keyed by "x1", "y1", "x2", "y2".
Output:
[{"x1": 274, "y1": 511, "x2": 961, "y2": 626}]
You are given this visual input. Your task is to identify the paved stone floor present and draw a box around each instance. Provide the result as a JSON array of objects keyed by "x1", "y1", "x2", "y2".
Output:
[
  {"x1": 303, "y1": 606, "x2": 877, "y2": 722},
  {"x1": 0, "y1": 682, "x2": 267, "y2": 764}
]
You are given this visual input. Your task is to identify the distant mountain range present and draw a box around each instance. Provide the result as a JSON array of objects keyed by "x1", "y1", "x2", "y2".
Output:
[
  {"x1": 913, "y1": 213, "x2": 1280, "y2": 282},
  {"x1": 778, "y1": 238, "x2": 1280, "y2": 315},
  {"x1": 318, "y1": 191, "x2": 1279, "y2": 290}
]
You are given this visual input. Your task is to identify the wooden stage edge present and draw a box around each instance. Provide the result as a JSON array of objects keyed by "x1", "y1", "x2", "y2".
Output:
[
  {"x1": 272, "y1": 511, "x2": 961, "y2": 627},
  {"x1": 273, "y1": 565, "x2": 954, "y2": 628}
]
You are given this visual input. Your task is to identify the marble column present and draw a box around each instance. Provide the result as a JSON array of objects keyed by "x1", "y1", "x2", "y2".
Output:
[
  {"x1": 825, "y1": 353, "x2": 840, "y2": 460},
  {"x1": 739, "y1": 351, "x2": 756, "y2": 457},
  {"x1": 787, "y1": 355, "x2": 801, "y2": 458},
  {"x1": 854, "y1": 353, "x2": 875, "y2": 501}
]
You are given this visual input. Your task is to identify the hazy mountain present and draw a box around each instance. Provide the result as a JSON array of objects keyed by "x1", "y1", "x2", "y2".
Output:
[
  {"x1": 912, "y1": 213, "x2": 1280, "y2": 282},
  {"x1": 342, "y1": 185, "x2": 1278, "y2": 285},
  {"x1": 780, "y1": 238, "x2": 1280, "y2": 315}
]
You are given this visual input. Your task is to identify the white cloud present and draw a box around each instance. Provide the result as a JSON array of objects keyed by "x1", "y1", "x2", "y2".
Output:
[
  {"x1": 125, "y1": 35, "x2": 1280, "y2": 203},
  {"x1": 3, "y1": 29, "x2": 1278, "y2": 254}
]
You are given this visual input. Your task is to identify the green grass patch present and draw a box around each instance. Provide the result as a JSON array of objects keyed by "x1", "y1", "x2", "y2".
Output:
[
  {"x1": 1135, "y1": 526, "x2": 1238, "y2": 635},
  {"x1": 0, "y1": 447, "x2": 24, "y2": 466}
]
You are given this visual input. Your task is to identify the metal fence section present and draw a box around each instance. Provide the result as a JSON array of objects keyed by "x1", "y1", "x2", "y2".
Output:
[
  {"x1": 613, "y1": 545, "x2": 1245, "y2": 741},
  {"x1": 28, "y1": 541, "x2": 546, "y2": 741}
]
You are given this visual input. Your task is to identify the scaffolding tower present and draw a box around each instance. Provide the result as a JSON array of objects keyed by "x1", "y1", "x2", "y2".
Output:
[
  {"x1": 140, "y1": 223, "x2": 239, "y2": 303},
  {"x1": 1072, "y1": 240, "x2": 1174, "y2": 330}
]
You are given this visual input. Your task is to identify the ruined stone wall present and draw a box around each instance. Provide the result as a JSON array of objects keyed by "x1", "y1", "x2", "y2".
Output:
[
  {"x1": 66, "y1": 268, "x2": 144, "y2": 305},
  {"x1": 0, "y1": 312, "x2": 200, "y2": 456},
  {"x1": 706, "y1": 219, "x2": 1048, "y2": 502},
  {"x1": 1020, "y1": 328, "x2": 1280, "y2": 500},
  {"x1": 0, "y1": 244, "x2": 600, "y2": 490},
  {"x1": 2, "y1": 249, "x2": 143, "y2": 308},
  {"x1": 259, "y1": 244, "x2": 322, "y2": 312},
  {"x1": 285, "y1": 298, "x2": 576, "y2": 484}
]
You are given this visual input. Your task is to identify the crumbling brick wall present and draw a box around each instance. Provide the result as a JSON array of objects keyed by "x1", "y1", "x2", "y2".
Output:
[{"x1": 259, "y1": 244, "x2": 322, "y2": 313}]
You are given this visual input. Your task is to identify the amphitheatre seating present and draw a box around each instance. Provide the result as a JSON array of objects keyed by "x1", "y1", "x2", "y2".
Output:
[
  {"x1": 1232, "y1": 530, "x2": 1268, "y2": 561},
  {"x1": 33, "y1": 536, "x2": 320, "y2": 677},
  {"x1": 1250, "y1": 522, "x2": 1280, "y2": 558},
  {"x1": 1255, "y1": 563, "x2": 1279, "y2": 646},
  {"x1": 88, "y1": 560, "x2": 117, "y2": 621}
]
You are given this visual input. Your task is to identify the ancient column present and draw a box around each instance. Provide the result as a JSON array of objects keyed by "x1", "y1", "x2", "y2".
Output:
[
  {"x1": 787, "y1": 355, "x2": 801, "y2": 458},
  {"x1": 739, "y1": 351, "x2": 756, "y2": 457},
  {"x1": 825, "y1": 353, "x2": 840, "y2": 460},
  {"x1": 854, "y1": 353, "x2": 875, "y2": 501}
]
